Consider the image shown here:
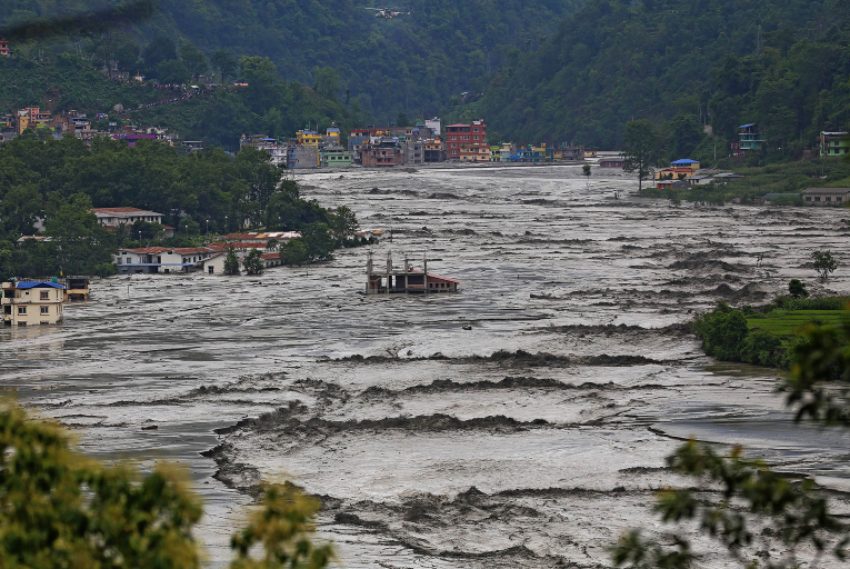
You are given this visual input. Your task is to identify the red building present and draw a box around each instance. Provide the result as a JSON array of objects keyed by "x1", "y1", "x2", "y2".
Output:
[
  {"x1": 445, "y1": 119, "x2": 488, "y2": 161},
  {"x1": 0, "y1": 39, "x2": 9, "y2": 57}
]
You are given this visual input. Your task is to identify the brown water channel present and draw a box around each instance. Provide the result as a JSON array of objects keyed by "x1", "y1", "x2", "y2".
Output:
[{"x1": 2, "y1": 165, "x2": 849, "y2": 567}]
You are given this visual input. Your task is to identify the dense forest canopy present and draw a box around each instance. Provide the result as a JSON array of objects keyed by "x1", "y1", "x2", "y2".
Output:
[
  {"x1": 0, "y1": 0, "x2": 578, "y2": 125},
  {"x1": 471, "y1": 0, "x2": 850, "y2": 153}
]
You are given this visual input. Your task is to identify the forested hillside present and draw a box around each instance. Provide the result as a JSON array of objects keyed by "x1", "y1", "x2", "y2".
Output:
[
  {"x1": 0, "y1": 1, "x2": 577, "y2": 125},
  {"x1": 471, "y1": 0, "x2": 850, "y2": 155}
]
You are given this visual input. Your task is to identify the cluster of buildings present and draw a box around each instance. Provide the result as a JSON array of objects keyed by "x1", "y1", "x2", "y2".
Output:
[
  {"x1": 0, "y1": 106, "x2": 179, "y2": 148},
  {"x1": 243, "y1": 118, "x2": 588, "y2": 169},
  {"x1": 653, "y1": 159, "x2": 742, "y2": 190}
]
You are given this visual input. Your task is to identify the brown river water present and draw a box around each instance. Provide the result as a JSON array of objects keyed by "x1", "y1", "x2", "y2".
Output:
[{"x1": 2, "y1": 165, "x2": 850, "y2": 568}]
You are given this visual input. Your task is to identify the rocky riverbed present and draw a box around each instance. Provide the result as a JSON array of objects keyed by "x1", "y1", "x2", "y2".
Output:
[{"x1": 2, "y1": 165, "x2": 850, "y2": 567}]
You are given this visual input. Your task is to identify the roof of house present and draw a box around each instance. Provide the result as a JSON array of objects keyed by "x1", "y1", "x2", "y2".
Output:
[
  {"x1": 427, "y1": 273, "x2": 460, "y2": 284},
  {"x1": 739, "y1": 123, "x2": 756, "y2": 129},
  {"x1": 119, "y1": 246, "x2": 169, "y2": 254},
  {"x1": 93, "y1": 207, "x2": 163, "y2": 217},
  {"x1": 671, "y1": 159, "x2": 699, "y2": 166},
  {"x1": 261, "y1": 252, "x2": 281, "y2": 261},
  {"x1": 14, "y1": 280, "x2": 66, "y2": 290},
  {"x1": 802, "y1": 187, "x2": 850, "y2": 194}
]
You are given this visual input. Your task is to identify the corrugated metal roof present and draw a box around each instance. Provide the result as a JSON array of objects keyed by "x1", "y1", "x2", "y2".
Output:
[{"x1": 14, "y1": 280, "x2": 66, "y2": 290}]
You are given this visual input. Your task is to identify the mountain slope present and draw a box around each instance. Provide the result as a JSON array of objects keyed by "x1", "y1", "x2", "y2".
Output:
[{"x1": 472, "y1": 0, "x2": 850, "y2": 151}]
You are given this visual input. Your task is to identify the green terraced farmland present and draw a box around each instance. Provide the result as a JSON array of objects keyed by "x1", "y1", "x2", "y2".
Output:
[{"x1": 747, "y1": 310, "x2": 848, "y2": 339}]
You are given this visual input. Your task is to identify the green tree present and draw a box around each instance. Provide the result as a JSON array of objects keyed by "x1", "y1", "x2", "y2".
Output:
[
  {"x1": 313, "y1": 66, "x2": 341, "y2": 101},
  {"x1": 224, "y1": 247, "x2": 241, "y2": 276},
  {"x1": 788, "y1": 279, "x2": 809, "y2": 298},
  {"x1": 243, "y1": 248, "x2": 264, "y2": 275},
  {"x1": 230, "y1": 483, "x2": 334, "y2": 569},
  {"x1": 0, "y1": 400, "x2": 332, "y2": 569},
  {"x1": 329, "y1": 206, "x2": 358, "y2": 243},
  {"x1": 693, "y1": 304, "x2": 748, "y2": 362},
  {"x1": 211, "y1": 49, "x2": 238, "y2": 82},
  {"x1": 812, "y1": 250, "x2": 838, "y2": 282},
  {"x1": 622, "y1": 119, "x2": 661, "y2": 192},
  {"x1": 180, "y1": 41, "x2": 208, "y2": 80},
  {"x1": 301, "y1": 223, "x2": 334, "y2": 261},
  {"x1": 281, "y1": 239, "x2": 309, "y2": 266}
]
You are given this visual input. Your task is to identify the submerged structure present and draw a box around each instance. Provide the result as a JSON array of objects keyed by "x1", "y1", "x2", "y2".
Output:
[
  {"x1": 366, "y1": 251, "x2": 459, "y2": 294},
  {"x1": 1, "y1": 280, "x2": 66, "y2": 326}
]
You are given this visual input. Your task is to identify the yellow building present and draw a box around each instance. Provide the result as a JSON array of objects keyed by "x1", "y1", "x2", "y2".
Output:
[
  {"x1": 1, "y1": 280, "x2": 66, "y2": 326},
  {"x1": 296, "y1": 130, "x2": 322, "y2": 147}
]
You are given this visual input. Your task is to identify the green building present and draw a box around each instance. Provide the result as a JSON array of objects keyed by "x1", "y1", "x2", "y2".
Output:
[{"x1": 819, "y1": 131, "x2": 850, "y2": 158}]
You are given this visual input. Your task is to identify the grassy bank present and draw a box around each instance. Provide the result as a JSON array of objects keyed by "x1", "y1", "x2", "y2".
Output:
[
  {"x1": 695, "y1": 296, "x2": 850, "y2": 369},
  {"x1": 639, "y1": 158, "x2": 850, "y2": 205}
]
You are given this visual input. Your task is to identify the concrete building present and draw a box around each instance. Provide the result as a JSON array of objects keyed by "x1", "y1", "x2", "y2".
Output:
[
  {"x1": 321, "y1": 146, "x2": 353, "y2": 168},
  {"x1": 361, "y1": 138, "x2": 404, "y2": 167},
  {"x1": 365, "y1": 251, "x2": 459, "y2": 294},
  {"x1": 425, "y1": 117, "x2": 441, "y2": 136},
  {"x1": 114, "y1": 246, "x2": 216, "y2": 274},
  {"x1": 802, "y1": 187, "x2": 850, "y2": 206},
  {"x1": 93, "y1": 207, "x2": 164, "y2": 228},
  {"x1": 732, "y1": 123, "x2": 764, "y2": 156},
  {"x1": 287, "y1": 145, "x2": 320, "y2": 169},
  {"x1": 240, "y1": 135, "x2": 289, "y2": 167},
  {"x1": 819, "y1": 131, "x2": 849, "y2": 158},
  {"x1": 2, "y1": 280, "x2": 65, "y2": 326},
  {"x1": 445, "y1": 120, "x2": 488, "y2": 161}
]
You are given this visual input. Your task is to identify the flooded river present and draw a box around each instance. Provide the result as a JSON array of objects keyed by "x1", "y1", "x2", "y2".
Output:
[{"x1": 2, "y1": 165, "x2": 850, "y2": 567}]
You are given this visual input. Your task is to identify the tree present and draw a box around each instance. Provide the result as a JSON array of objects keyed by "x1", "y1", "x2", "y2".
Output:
[
  {"x1": 812, "y1": 250, "x2": 838, "y2": 282},
  {"x1": 313, "y1": 66, "x2": 341, "y2": 101},
  {"x1": 0, "y1": 400, "x2": 332, "y2": 569},
  {"x1": 211, "y1": 49, "x2": 238, "y2": 82},
  {"x1": 788, "y1": 278, "x2": 809, "y2": 298},
  {"x1": 281, "y1": 239, "x2": 309, "y2": 266},
  {"x1": 224, "y1": 247, "x2": 240, "y2": 276},
  {"x1": 613, "y1": 317, "x2": 850, "y2": 569},
  {"x1": 582, "y1": 163, "x2": 592, "y2": 188},
  {"x1": 329, "y1": 206, "x2": 358, "y2": 243},
  {"x1": 180, "y1": 41, "x2": 208, "y2": 80},
  {"x1": 243, "y1": 248, "x2": 264, "y2": 275},
  {"x1": 622, "y1": 119, "x2": 661, "y2": 192},
  {"x1": 230, "y1": 483, "x2": 334, "y2": 569}
]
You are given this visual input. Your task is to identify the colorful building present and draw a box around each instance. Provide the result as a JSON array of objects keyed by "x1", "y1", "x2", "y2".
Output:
[
  {"x1": 321, "y1": 147, "x2": 353, "y2": 168},
  {"x1": 819, "y1": 131, "x2": 849, "y2": 158},
  {"x1": 655, "y1": 159, "x2": 701, "y2": 188},
  {"x1": 732, "y1": 123, "x2": 764, "y2": 156},
  {"x1": 445, "y1": 119, "x2": 488, "y2": 161},
  {"x1": 1, "y1": 280, "x2": 66, "y2": 326},
  {"x1": 16, "y1": 107, "x2": 51, "y2": 134},
  {"x1": 296, "y1": 129, "x2": 322, "y2": 147}
]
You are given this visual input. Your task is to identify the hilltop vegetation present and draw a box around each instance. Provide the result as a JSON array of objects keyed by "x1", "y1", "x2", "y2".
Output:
[
  {"x1": 472, "y1": 0, "x2": 850, "y2": 155},
  {"x1": 0, "y1": 1, "x2": 576, "y2": 132}
]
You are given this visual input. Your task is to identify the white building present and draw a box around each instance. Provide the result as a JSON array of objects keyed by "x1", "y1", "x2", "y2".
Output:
[
  {"x1": 1, "y1": 280, "x2": 65, "y2": 326},
  {"x1": 93, "y1": 207, "x2": 164, "y2": 228},
  {"x1": 114, "y1": 246, "x2": 217, "y2": 274},
  {"x1": 425, "y1": 117, "x2": 441, "y2": 137}
]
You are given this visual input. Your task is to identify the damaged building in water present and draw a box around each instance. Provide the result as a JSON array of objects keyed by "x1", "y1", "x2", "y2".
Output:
[{"x1": 366, "y1": 251, "x2": 460, "y2": 294}]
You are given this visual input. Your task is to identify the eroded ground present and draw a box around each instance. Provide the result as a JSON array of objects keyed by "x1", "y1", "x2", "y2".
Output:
[{"x1": 2, "y1": 165, "x2": 850, "y2": 567}]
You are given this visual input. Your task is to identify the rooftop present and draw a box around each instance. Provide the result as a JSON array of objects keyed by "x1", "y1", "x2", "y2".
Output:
[
  {"x1": 8, "y1": 280, "x2": 66, "y2": 290},
  {"x1": 93, "y1": 207, "x2": 163, "y2": 217}
]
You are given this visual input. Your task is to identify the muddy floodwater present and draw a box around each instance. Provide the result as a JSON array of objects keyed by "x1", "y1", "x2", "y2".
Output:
[{"x1": 3, "y1": 165, "x2": 850, "y2": 568}]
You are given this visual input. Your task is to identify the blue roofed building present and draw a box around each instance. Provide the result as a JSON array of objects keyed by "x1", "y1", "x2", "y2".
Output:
[{"x1": 1, "y1": 279, "x2": 66, "y2": 326}]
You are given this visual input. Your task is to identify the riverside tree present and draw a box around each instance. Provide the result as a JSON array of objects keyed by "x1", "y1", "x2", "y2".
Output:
[
  {"x1": 613, "y1": 317, "x2": 850, "y2": 569},
  {"x1": 243, "y1": 248, "x2": 264, "y2": 275},
  {"x1": 622, "y1": 119, "x2": 661, "y2": 192},
  {"x1": 812, "y1": 250, "x2": 838, "y2": 282},
  {"x1": 0, "y1": 400, "x2": 332, "y2": 569},
  {"x1": 224, "y1": 246, "x2": 241, "y2": 275}
]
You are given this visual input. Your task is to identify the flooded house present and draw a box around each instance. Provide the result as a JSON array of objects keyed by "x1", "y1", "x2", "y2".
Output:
[
  {"x1": 1, "y1": 280, "x2": 66, "y2": 326},
  {"x1": 64, "y1": 276, "x2": 91, "y2": 301},
  {"x1": 366, "y1": 251, "x2": 460, "y2": 294}
]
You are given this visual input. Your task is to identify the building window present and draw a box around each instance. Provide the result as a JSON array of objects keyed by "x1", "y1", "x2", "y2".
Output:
[
  {"x1": 17, "y1": 307, "x2": 26, "y2": 315},
  {"x1": 40, "y1": 291, "x2": 49, "y2": 300},
  {"x1": 40, "y1": 306, "x2": 49, "y2": 315}
]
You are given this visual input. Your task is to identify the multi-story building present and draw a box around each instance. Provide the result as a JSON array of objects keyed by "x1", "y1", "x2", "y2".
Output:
[
  {"x1": 114, "y1": 246, "x2": 217, "y2": 274},
  {"x1": 287, "y1": 145, "x2": 320, "y2": 169},
  {"x1": 296, "y1": 129, "x2": 322, "y2": 147},
  {"x1": 240, "y1": 134, "x2": 289, "y2": 167},
  {"x1": 819, "y1": 131, "x2": 849, "y2": 158},
  {"x1": 321, "y1": 146, "x2": 353, "y2": 168},
  {"x1": 93, "y1": 207, "x2": 164, "y2": 228},
  {"x1": 1, "y1": 280, "x2": 65, "y2": 326},
  {"x1": 17, "y1": 107, "x2": 52, "y2": 134},
  {"x1": 425, "y1": 117, "x2": 441, "y2": 137},
  {"x1": 361, "y1": 138, "x2": 404, "y2": 167},
  {"x1": 732, "y1": 123, "x2": 764, "y2": 156},
  {"x1": 445, "y1": 119, "x2": 488, "y2": 161},
  {"x1": 423, "y1": 138, "x2": 446, "y2": 163}
]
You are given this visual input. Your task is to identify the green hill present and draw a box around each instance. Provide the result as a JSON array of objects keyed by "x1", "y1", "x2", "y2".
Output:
[
  {"x1": 470, "y1": 0, "x2": 850, "y2": 153},
  {"x1": 0, "y1": 1, "x2": 577, "y2": 127}
]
